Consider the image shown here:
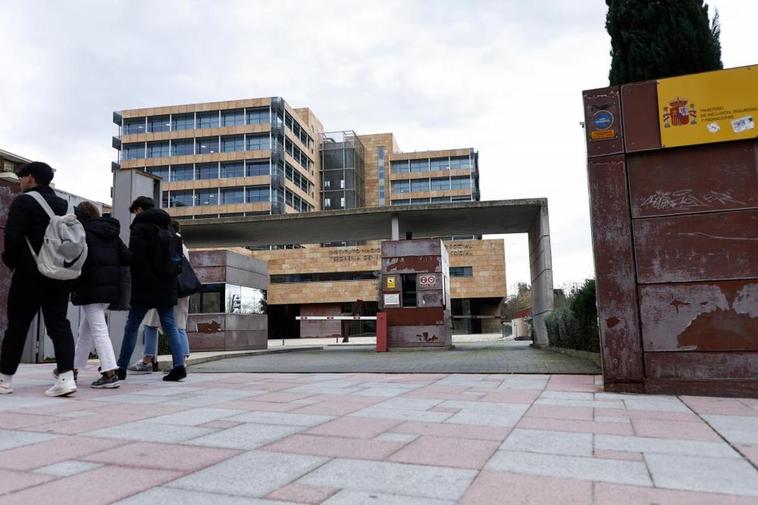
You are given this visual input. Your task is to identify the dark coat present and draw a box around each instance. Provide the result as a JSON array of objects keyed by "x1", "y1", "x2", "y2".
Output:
[
  {"x1": 129, "y1": 208, "x2": 178, "y2": 308},
  {"x1": 2, "y1": 185, "x2": 69, "y2": 273},
  {"x1": 71, "y1": 215, "x2": 132, "y2": 306}
]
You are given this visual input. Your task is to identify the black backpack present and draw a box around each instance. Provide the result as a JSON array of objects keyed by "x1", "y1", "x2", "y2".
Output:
[{"x1": 152, "y1": 226, "x2": 183, "y2": 278}]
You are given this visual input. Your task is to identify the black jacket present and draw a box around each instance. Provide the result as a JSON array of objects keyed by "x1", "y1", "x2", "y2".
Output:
[
  {"x1": 129, "y1": 208, "x2": 178, "y2": 308},
  {"x1": 2, "y1": 185, "x2": 69, "y2": 273},
  {"x1": 71, "y1": 215, "x2": 133, "y2": 306}
]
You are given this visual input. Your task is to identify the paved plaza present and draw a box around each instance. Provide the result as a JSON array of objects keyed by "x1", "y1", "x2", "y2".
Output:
[
  {"x1": 193, "y1": 339, "x2": 601, "y2": 374},
  {"x1": 0, "y1": 363, "x2": 757, "y2": 504}
]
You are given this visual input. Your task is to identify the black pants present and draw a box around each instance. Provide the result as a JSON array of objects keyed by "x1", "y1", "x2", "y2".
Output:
[{"x1": 0, "y1": 270, "x2": 75, "y2": 376}]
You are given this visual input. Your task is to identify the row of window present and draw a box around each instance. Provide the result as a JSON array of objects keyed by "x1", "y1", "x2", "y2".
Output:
[
  {"x1": 390, "y1": 156, "x2": 473, "y2": 174},
  {"x1": 122, "y1": 134, "x2": 272, "y2": 160},
  {"x1": 270, "y1": 271, "x2": 379, "y2": 283},
  {"x1": 163, "y1": 186, "x2": 271, "y2": 207},
  {"x1": 377, "y1": 146, "x2": 386, "y2": 205},
  {"x1": 123, "y1": 108, "x2": 271, "y2": 135},
  {"x1": 285, "y1": 162, "x2": 312, "y2": 193},
  {"x1": 392, "y1": 176, "x2": 472, "y2": 194},
  {"x1": 284, "y1": 112, "x2": 313, "y2": 149},
  {"x1": 147, "y1": 160, "x2": 271, "y2": 181},
  {"x1": 284, "y1": 138, "x2": 313, "y2": 172},
  {"x1": 189, "y1": 283, "x2": 266, "y2": 315},
  {"x1": 284, "y1": 189, "x2": 313, "y2": 213},
  {"x1": 391, "y1": 196, "x2": 474, "y2": 206}
]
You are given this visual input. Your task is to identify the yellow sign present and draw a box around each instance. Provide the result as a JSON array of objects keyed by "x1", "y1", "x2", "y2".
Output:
[
  {"x1": 385, "y1": 276, "x2": 396, "y2": 289},
  {"x1": 658, "y1": 65, "x2": 758, "y2": 148},
  {"x1": 591, "y1": 130, "x2": 616, "y2": 140}
]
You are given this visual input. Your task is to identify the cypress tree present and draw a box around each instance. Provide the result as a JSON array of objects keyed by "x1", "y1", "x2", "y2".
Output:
[{"x1": 606, "y1": 0, "x2": 723, "y2": 85}]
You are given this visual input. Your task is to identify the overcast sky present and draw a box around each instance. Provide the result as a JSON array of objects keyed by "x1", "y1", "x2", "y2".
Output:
[{"x1": 1, "y1": 0, "x2": 754, "y2": 291}]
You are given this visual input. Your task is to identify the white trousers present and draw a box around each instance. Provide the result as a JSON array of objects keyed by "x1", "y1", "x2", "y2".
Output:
[{"x1": 74, "y1": 303, "x2": 118, "y2": 372}]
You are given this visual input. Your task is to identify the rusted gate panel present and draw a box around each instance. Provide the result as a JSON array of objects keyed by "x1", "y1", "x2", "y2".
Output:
[
  {"x1": 628, "y1": 141, "x2": 758, "y2": 218},
  {"x1": 587, "y1": 155, "x2": 644, "y2": 389},
  {"x1": 633, "y1": 210, "x2": 758, "y2": 283},
  {"x1": 646, "y1": 352, "x2": 758, "y2": 380},
  {"x1": 621, "y1": 80, "x2": 661, "y2": 152},
  {"x1": 582, "y1": 87, "x2": 624, "y2": 157},
  {"x1": 639, "y1": 281, "x2": 758, "y2": 352}
]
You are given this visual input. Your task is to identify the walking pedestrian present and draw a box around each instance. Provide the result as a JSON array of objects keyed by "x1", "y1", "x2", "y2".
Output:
[
  {"x1": 71, "y1": 201, "x2": 132, "y2": 388},
  {"x1": 116, "y1": 196, "x2": 187, "y2": 382},
  {"x1": 0, "y1": 162, "x2": 83, "y2": 396}
]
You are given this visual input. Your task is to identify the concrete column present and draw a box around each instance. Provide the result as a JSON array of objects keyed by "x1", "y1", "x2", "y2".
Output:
[
  {"x1": 109, "y1": 169, "x2": 161, "y2": 360},
  {"x1": 528, "y1": 202, "x2": 555, "y2": 348}
]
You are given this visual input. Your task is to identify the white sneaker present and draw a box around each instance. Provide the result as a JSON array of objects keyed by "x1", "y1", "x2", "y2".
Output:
[
  {"x1": 0, "y1": 374, "x2": 12, "y2": 395},
  {"x1": 45, "y1": 370, "x2": 77, "y2": 397}
]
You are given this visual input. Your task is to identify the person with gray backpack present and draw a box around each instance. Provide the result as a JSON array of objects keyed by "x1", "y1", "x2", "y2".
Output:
[{"x1": 0, "y1": 162, "x2": 87, "y2": 397}]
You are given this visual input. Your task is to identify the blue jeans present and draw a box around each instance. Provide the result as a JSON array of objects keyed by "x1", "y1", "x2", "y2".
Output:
[
  {"x1": 143, "y1": 325, "x2": 190, "y2": 358},
  {"x1": 118, "y1": 306, "x2": 185, "y2": 369}
]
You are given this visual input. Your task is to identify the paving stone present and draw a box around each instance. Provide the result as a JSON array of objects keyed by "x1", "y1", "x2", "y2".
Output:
[
  {"x1": 595, "y1": 482, "x2": 758, "y2": 505},
  {"x1": 595, "y1": 434, "x2": 740, "y2": 458},
  {"x1": 0, "y1": 468, "x2": 54, "y2": 495},
  {"x1": 376, "y1": 432, "x2": 420, "y2": 443},
  {"x1": 392, "y1": 421, "x2": 510, "y2": 441},
  {"x1": 389, "y1": 435, "x2": 500, "y2": 469},
  {"x1": 323, "y1": 490, "x2": 455, "y2": 505},
  {"x1": 350, "y1": 406, "x2": 453, "y2": 423},
  {"x1": 540, "y1": 391, "x2": 595, "y2": 400},
  {"x1": 83, "y1": 442, "x2": 239, "y2": 471},
  {"x1": 114, "y1": 487, "x2": 295, "y2": 505},
  {"x1": 0, "y1": 465, "x2": 180, "y2": 505},
  {"x1": 486, "y1": 450, "x2": 652, "y2": 486},
  {"x1": 187, "y1": 422, "x2": 302, "y2": 449},
  {"x1": 440, "y1": 401, "x2": 529, "y2": 427},
  {"x1": 299, "y1": 458, "x2": 477, "y2": 501},
  {"x1": 624, "y1": 397, "x2": 690, "y2": 412},
  {"x1": 459, "y1": 471, "x2": 593, "y2": 505},
  {"x1": 518, "y1": 416, "x2": 634, "y2": 435},
  {"x1": 266, "y1": 483, "x2": 338, "y2": 504},
  {"x1": 168, "y1": 450, "x2": 327, "y2": 498},
  {"x1": 501, "y1": 428, "x2": 593, "y2": 456},
  {"x1": 149, "y1": 408, "x2": 244, "y2": 426},
  {"x1": 229, "y1": 411, "x2": 333, "y2": 427},
  {"x1": 87, "y1": 420, "x2": 215, "y2": 443},
  {"x1": 703, "y1": 415, "x2": 758, "y2": 444},
  {"x1": 262, "y1": 433, "x2": 404, "y2": 460},
  {"x1": 0, "y1": 428, "x2": 57, "y2": 451},
  {"x1": 373, "y1": 397, "x2": 444, "y2": 411},
  {"x1": 0, "y1": 412, "x2": 60, "y2": 429},
  {"x1": 646, "y1": 453, "x2": 758, "y2": 496},
  {"x1": 631, "y1": 419, "x2": 720, "y2": 441},
  {"x1": 682, "y1": 396, "x2": 758, "y2": 417},
  {"x1": 536, "y1": 398, "x2": 625, "y2": 409},
  {"x1": 33, "y1": 460, "x2": 102, "y2": 477},
  {"x1": 306, "y1": 416, "x2": 402, "y2": 439}
]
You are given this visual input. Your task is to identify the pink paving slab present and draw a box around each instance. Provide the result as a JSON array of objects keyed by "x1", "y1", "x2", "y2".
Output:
[
  {"x1": 261, "y1": 433, "x2": 404, "y2": 460},
  {"x1": 681, "y1": 396, "x2": 758, "y2": 417},
  {"x1": 594, "y1": 482, "x2": 758, "y2": 504},
  {"x1": 0, "y1": 436, "x2": 128, "y2": 471},
  {"x1": 82, "y1": 442, "x2": 240, "y2": 472},
  {"x1": 0, "y1": 469, "x2": 54, "y2": 495},
  {"x1": 526, "y1": 404, "x2": 595, "y2": 421},
  {"x1": 265, "y1": 483, "x2": 339, "y2": 504},
  {"x1": 631, "y1": 418, "x2": 722, "y2": 441},
  {"x1": 306, "y1": 417, "x2": 402, "y2": 439},
  {"x1": 459, "y1": 471, "x2": 593, "y2": 505},
  {"x1": 388, "y1": 435, "x2": 500, "y2": 469},
  {"x1": 518, "y1": 416, "x2": 635, "y2": 435},
  {"x1": 392, "y1": 421, "x2": 511, "y2": 441}
]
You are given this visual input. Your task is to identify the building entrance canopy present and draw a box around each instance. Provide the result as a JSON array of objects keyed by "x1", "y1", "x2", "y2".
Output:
[{"x1": 180, "y1": 199, "x2": 555, "y2": 346}]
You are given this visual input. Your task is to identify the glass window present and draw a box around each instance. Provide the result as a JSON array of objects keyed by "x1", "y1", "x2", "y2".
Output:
[
  {"x1": 391, "y1": 180, "x2": 410, "y2": 193},
  {"x1": 411, "y1": 198, "x2": 430, "y2": 205},
  {"x1": 172, "y1": 113, "x2": 194, "y2": 131},
  {"x1": 171, "y1": 139, "x2": 194, "y2": 156},
  {"x1": 146, "y1": 166, "x2": 168, "y2": 180},
  {"x1": 147, "y1": 115, "x2": 170, "y2": 133},
  {"x1": 221, "y1": 109, "x2": 244, "y2": 127},
  {"x1": 196, "y1": 163, "x2": 219, "y2": 180},
  {"x1": 247, "y1": 134, "x2": 269, "y2": 151},
  {"x1": 122, "y1": 143, "x2": 145, "y2": 160},
  {"x1": 410, "y1": 159, "x2": 429, "y2": 173},
  {"x1": 411, "y1": 179, "x2": 430, "y2": 192},
  {"x1": 450, "y1": 156, "x2": 471, "y2": 169},
  {"x1": 430, "y1": 177, "x2": 450, "y2": 191},
  {"x1": 221, "y1": 187, "x2": 245, "y2": 204},
  {"x1": 196, "y1": 111, "x2": 219, "y2": 129},
  {"x1": 220, "y1": 161, "x2": 244, "y2": 178},
  {"x1": 451, "y1": 195, "x2": 473, "y2": 201},
  {"x1": 123, "y1": 118, "x2": 145, "y2": 135},
  {"x1": 170, "y1": 164, "x2": 194, "y2": 181},
  {"x1": 247, "y1": 186, "x2": 269, "y2": 202},
  {"x1": 241, "y1": 286, "x2": 266, "y2": 314},
  {"x1": 189, "y1": 283, "x2": 224, "y2": 313},
  {"x1": 391, "y1": 160, "x2": 409, "y2": 173},
  {"x1": 430, "y1": 158, "x2": 450, "y2": 171},
  {"x1": 450, "y1": 176, "x2": 471, "y2": 190},
  {"x1": 431, "y1": 196, "x2": 451, "y2": 203},
  {"x1": 246, "y1": 160, "x2": 269, "y2": 176},
  {"x1": 391, "y1": 199, "x2": 410, "y2": 206},
  {"x1": 221, "y1": 135, "x2": 245, "y2": 152},
  {"x1": 169, "y1": 190, "x2": 193, "y2": 207},
  {"x1": 197, "y1": 137, "x2": 219, "y2": 154},
  {"x1": 146, "y1": 141, "x2": 170, "y2": 158},
  {"x1": 450, "y1": 266, "x2": 473, "y2": 277},
  {"x1": 246, "y1": 108, "x2": 269, "y2": 125},
  {"x1": 196, "y1": 188, "x2": 218, "y2": 206}
]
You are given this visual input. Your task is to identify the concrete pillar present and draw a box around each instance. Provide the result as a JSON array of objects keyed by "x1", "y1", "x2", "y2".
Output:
[
  {"x1": 109, "y1": 169, "x2": 161, "y2": 359},
  {"x1": 528, "y1": 202, "x2": 555, "y2": 348}
]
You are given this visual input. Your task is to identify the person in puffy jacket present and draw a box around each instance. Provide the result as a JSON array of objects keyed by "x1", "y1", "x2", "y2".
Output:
[{"x1": 71, "y1": 201, "x2": 132, "y2": 388}]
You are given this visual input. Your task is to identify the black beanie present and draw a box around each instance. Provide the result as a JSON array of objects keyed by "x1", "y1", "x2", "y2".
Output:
[{"x1": 16, "y1": 161, "x2": 54, "y2": 186}]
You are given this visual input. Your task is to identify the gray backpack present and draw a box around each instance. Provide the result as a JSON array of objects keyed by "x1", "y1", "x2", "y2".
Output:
[{"x1": 25, "y1": 192, "x2": 88, "y2": 280}]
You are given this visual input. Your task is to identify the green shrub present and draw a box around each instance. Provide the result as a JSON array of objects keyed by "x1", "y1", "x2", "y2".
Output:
[{"x1": 546, "y1": 279, "x2": 599, "y2": 352}]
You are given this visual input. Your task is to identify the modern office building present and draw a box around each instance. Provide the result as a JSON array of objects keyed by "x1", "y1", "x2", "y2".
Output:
[{"x1": 113, "y1": 97, "x2": 504, "y2": 337}]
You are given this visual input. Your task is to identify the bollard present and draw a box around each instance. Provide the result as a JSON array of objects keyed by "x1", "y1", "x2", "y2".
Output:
[{"x1": 376, "y1": 312, "x2": 388, "y2": 352}]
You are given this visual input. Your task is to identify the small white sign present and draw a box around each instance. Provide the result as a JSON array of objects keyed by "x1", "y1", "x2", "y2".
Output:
[
  {"x1": 418, "y1": 274, "x2": 437, "y2": 288},
  {"x1": 383, "y1": 293, "x2": 400, "y2": 306}
]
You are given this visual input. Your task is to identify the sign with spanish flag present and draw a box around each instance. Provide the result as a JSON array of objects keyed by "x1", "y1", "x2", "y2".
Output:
[{"x1": 657, "y1": 65, "x2": 757, "y2": 148}]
